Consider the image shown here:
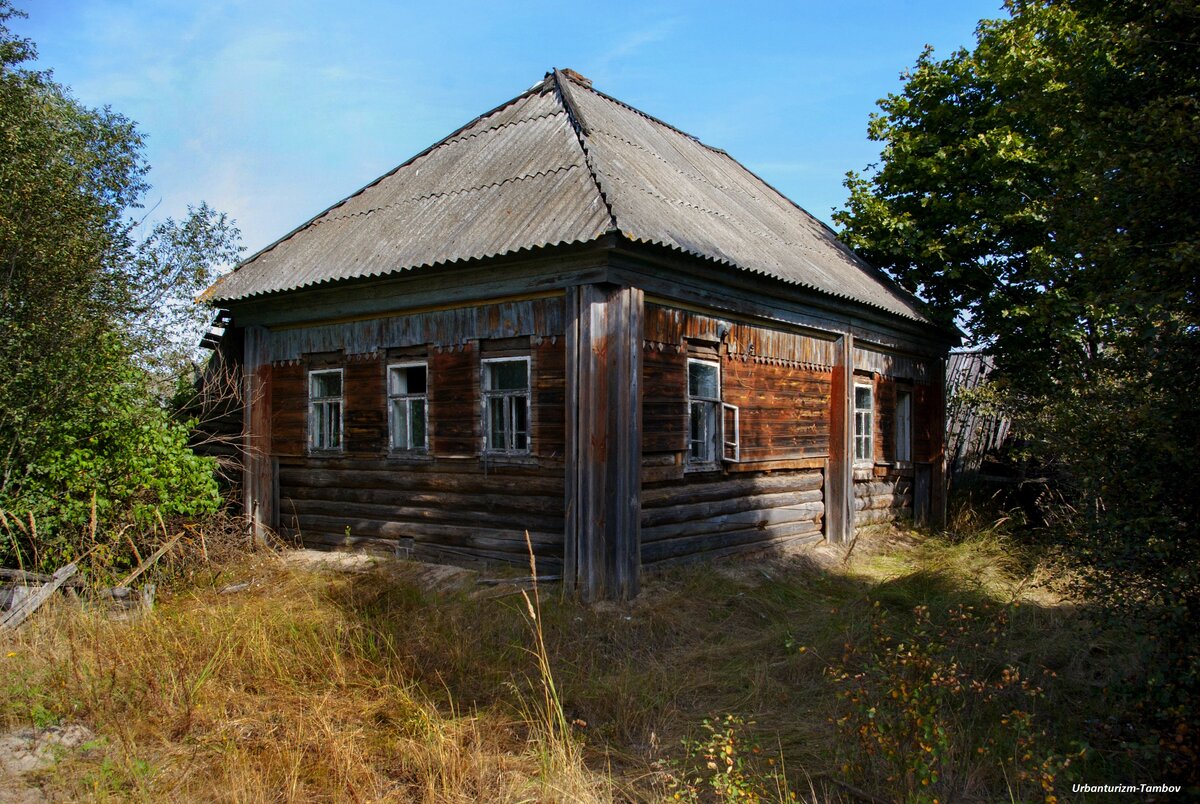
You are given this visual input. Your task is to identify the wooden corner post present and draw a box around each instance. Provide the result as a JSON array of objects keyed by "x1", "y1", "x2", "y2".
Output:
[
  {"x1": 243, "y1": 326, "x2": 275, "y2": 546},
  {"x1": 565, "y1": 284, "x2": 644, "y2": 602},
  {"x1": 826, "y1": 333, "x2": 854, "y2": 544}
]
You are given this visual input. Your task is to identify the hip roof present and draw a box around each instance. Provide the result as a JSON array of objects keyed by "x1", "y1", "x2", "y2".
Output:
[{"x1": 203, "y1": 69, "x2": 929, "y2": 323}]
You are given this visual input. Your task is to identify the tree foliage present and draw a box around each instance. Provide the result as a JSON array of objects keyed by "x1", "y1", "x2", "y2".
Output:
[
  {"x1": 0, "y1": 3, "x2": 240, "y2": 570},
  {"x1": 835, "y1": 0, "x2": 1199, "y2": 780}
]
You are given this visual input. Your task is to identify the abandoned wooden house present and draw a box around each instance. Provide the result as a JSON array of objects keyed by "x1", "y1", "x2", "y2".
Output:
[{"x1": 202, "y1": 68, "x2": 954, "y2": 600}]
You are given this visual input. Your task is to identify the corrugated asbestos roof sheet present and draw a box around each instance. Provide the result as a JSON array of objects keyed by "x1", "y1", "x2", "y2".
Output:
[{"x1": 204, "y1": 70, "x2": 928, "y2": 323}]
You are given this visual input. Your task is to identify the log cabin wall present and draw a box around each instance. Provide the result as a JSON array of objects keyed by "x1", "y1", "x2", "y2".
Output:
[
  {"x1": 852, "y1": 345, "x2": 937, "y2": 527},
  {"x1": 266, "y1": 296, "x2": 568, "y2": 571},
  {"x1": 640, "y1": 302, "x2": 835, "y2": 564}
]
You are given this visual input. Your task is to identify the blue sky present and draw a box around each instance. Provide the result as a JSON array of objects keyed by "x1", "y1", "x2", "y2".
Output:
[{"x1": 16, "y1": 0, "x2": 1004, "y2": 258}]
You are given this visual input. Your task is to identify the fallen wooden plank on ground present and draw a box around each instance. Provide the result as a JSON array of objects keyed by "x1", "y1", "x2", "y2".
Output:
[{"x1": 0, "y1": 563, "x2": 77, "y2": 631}]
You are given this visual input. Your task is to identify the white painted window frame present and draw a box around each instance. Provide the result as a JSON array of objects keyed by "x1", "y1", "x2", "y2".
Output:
[
  {"x1": 854, "y1": 381, "x2": 874, "y2": 466},
  {"x1": 481, "y1": 355, "x2": 531, "y2": 455},
  {"x1": 387, "y1": 361, "x2": 429, "y2": 453},
  {"x1": 895, "y1": 388, "x2": 913, "y2": 464},
  {"x1": 722, "y1": 402, "x2": 740, "y2": 463},
  {"x1": 687, "y1": 357, "x2": 739, "y2": 468},
  {"x1": 308, "y1": 368, "x2": 344, "y2": 453}
]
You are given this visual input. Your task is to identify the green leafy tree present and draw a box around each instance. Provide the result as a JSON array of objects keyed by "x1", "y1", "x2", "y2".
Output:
[
  {"x1": 835, "y1": 0, "x2": 1198, "y2": 780},
  {"x1": 0, "y1": 3, "x2": 240, "y2": 570}
]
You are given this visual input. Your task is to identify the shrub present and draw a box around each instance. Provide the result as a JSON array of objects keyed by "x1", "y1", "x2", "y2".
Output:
[
  {"x1": 827, "y1": 602, "x2": 1081, "y2": 802},
  {"x1": 665, "y1": 714, "x2": 795, "y2": 802},
  {"x1": 0, "y1": 336, "x2": 220, "y2": 573}
]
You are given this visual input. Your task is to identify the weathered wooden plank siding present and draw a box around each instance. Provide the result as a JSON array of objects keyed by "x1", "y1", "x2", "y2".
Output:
[
  {"x1": 267, "y1": 296, "x2": 566, "y2": 361},
  {"x1": 641, "y1": 302, "x2": 836, "y2": 475},
  {"x1": 642, "y1": 343, "x2": 687, "y2": 456},
  {"x1": 430, "y1": 345, "x2": 478, "y2": 457},
  {"x1": 723, "y1": 358, "x2": 831, "y2": 462},
  {"x1": 532, "y1": 337, "x2": 566, "y2": 461}
]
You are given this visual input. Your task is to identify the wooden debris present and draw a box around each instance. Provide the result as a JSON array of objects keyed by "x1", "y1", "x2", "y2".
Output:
[{"x1": 0, "y1": 563, "x2": 77, "y2": 631}]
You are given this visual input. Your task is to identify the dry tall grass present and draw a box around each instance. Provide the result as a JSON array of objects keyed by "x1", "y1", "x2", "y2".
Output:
[
  {"x1": 0, "y1": 522, "x2": 1147, "y2": 802},
  {"x1": 0, "y1": 556, "x2": 610, "y2": 802}
]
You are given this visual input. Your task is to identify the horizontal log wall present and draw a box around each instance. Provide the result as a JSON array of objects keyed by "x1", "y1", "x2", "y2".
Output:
[
  {"x1": 277, "y1": 458, "x2": 564, "y2": 569},
  {"x1": 640, "y1": 471, "x2": 824, "y2": 565},
  {"x1": 854, "y1": 468, "x2": 913, "y2": 527}
]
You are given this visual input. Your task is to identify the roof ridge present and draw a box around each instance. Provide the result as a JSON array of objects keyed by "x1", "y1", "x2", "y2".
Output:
[
  {"x1": 560, "y1": 72, "x2": 729, "y2": 158},
  {"x1": 551, "y1": 69, "x2": 619, "y2": 235},
  {"x1": 306, "y1": 164, "x2": 587, "y2": 227}
]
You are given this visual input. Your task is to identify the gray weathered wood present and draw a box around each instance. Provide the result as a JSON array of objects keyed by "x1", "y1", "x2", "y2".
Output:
[
  {"x1": 118, "y1": 531, "x2": 184, "y2": 589},
  {"x1": 642, "y1": 504, "x2": 823, "y2": 543},
  {"x1": 243, "y1": 325, "x2": 274, "y2": 543},
  {"x1": 641, "y1": 471, "x2": 821, "y2": 507},
  {"x1": 825, "y1": 334, "x2": 854, "y2": 543},
  {"x1": 643, "y1": 526, "x2": 822, "y2": 565},
  {"x1": 284, "y1": 499, "x2": 563, "y2": 533},
  {"x1": 641, "y1": 491, "x2": 822, "y2": 528},
  {"x1": 1, "y1": 563, "x2": 77, "y2": 631},
  {"x1": 564, "y1": 283, "x2": 643, "y2": 601}
]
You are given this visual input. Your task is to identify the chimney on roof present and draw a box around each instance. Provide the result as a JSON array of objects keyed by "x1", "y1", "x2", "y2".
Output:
[{"x1": 560, "y1": 68, "x2": 593, "y2": 88}]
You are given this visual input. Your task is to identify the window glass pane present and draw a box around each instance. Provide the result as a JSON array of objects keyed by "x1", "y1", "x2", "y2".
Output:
[
  {"x1": 488, "y1": 397, "x2": 508, "y2": 450},
  {"x1": 411, "y1": 399, "x2": 426, "y2": 448},
  {"x1": 392, "y1": 399, "x2": 410, "y2": 448},
  {"x1": 896, "y1": 391, "x2": 911, "y2": 462},
  {"x1": 688, "y1": 361, "x2": 719, "y2": 398},
  {"x1": 512, "y1": 399, "x2": 528, "y2": 450},
  {"x1": 313, "y1": 404, "x2": 326, "y2": 447},
  {"x1": 689, "y1": 399, "x2": 717, "y2": 462},
  {"x1": 312, "y1": 371, "x2": 341, "y2": 398},
  {"x1": 313, "y1": 400, "x2": 341, "y2": 450},
  {"x1": 329, "y1": 403, "x2": 341, "y2": 447},
  {"x1": 855, "y1": 385, "x2": 872, "y2": 411},
  {"x1": 689, "y1": 401, "x2": 705, "y2": 459},
  {"x1": 486, "y1": 360, "x2": 528, "y2": 391}
]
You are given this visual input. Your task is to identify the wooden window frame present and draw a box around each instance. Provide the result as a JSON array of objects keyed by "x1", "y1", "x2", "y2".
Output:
[
  {"x1": 722, "y1": 402, "x2": 740, "y2": 463},
  {"x1": 854, "y1": 381, "x2": 874, "y2": 466},
  {"x1": 481, "y1": 355, "x2": 531, "y2": 456},
  {"x1": 895, "y1": 387, "x2": 913, "y2": 464},
  {"x1": 387, "y1": 361, "x2": 429, "y2": 454},
  {"x1": 687, "y1": 357, "x2": 726, "y2": 468},
  {"x1": 308, "y1": 368, "x2": 344, "y2": 453}
]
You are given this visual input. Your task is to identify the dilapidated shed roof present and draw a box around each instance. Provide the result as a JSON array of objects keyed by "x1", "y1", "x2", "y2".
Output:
[{"x1": 204, "y1": 69, "x2": 928, "y2": 322}]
